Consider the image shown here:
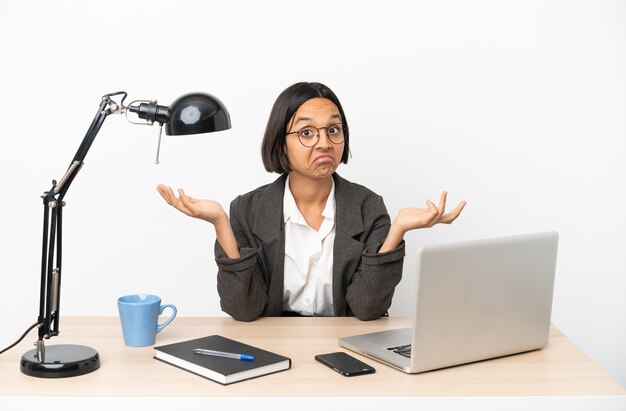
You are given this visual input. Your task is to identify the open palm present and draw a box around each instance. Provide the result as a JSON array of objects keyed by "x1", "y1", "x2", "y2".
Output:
[
  {"x1": 156, "y1": 184, "x2": 226, "y2": 224},
  {"x1": 394, "y1": 191, "x2": 466, "y2": 232}
]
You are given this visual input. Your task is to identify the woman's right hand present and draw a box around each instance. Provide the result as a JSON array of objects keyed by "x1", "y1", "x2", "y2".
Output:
[
  {"x1": 156, "y1": 184, "x2": 227, "y2": 225},
  {"x1": 157, "y1": 184, "x2": 240, "y2": 258}
]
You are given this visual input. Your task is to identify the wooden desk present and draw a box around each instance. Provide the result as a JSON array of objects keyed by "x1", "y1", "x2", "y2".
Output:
[{"x1": 1, "y1": 317, "x2": 624, "y2": 403}]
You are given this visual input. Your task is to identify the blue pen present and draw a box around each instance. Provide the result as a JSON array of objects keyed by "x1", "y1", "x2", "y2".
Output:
[{"x1": 194, "y1": 348, "x2": 255, "y2": 361}]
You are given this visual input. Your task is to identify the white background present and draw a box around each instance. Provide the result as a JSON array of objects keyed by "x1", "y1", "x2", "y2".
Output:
[{"x1": 0, "y1": 0, "x2": 624, "y2": 389}]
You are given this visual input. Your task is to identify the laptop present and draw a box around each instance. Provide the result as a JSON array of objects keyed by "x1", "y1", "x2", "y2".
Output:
[{"x1": 339, "y1": 231, "x2": 559, "y2": 373}]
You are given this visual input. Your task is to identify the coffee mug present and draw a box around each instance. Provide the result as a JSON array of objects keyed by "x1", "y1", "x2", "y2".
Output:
[{"x1": 117, "y1": 294, "x2": 177, "y2": 347}]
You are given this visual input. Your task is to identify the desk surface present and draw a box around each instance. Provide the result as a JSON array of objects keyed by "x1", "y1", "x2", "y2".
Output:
[{"x1": 0, "y1": 316, "x2": 624, "y2": 397}]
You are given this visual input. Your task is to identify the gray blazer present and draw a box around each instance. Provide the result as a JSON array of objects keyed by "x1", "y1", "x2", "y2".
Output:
[{"x1": 214, "y1": 173, "x2": 405, "y2": 321}]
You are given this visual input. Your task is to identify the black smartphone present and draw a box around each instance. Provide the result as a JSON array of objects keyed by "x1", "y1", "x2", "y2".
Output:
[{"x1": 315, "y1": 351, "x2": 376, "y2": 376}]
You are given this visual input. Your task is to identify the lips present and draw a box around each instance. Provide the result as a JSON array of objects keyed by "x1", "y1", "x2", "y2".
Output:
[{"x1": 313, "y1": 155, "x2": 335, "y2": 165}]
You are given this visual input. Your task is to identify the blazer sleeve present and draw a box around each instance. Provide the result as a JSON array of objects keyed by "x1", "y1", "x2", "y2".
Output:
[
  {"x1": 345, "y1": 195, "x2": 405, "y2": 320},
  {"x1": 214, "y1": 196, "x2": 268, "y2": 322}
]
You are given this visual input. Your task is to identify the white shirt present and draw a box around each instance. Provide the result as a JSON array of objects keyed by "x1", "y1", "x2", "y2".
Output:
[{"x1": 282, "y1": 175, "x2": 336, "y2": 316}]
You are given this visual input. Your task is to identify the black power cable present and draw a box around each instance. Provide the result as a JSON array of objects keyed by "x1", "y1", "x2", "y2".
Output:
[{"x1": 0, "y1": 322, "x2": 39, "y2": 355}]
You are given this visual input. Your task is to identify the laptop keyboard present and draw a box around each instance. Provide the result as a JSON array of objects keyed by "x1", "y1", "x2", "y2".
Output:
[{"x1": 387, "y1": 344, "x2": 412, "y2": 358}]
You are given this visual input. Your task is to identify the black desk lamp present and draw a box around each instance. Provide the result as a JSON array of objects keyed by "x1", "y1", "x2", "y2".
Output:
[{"x1": 19, "y1": 91, "x2": 231, "y2": 378}]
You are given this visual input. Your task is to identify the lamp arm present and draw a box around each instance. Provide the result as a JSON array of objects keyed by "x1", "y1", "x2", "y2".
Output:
[
  {"x1": 36, "y1": 92, "x2": 127, "y2": 344},
  {"x1": 55, "y1": 91, "x2": 127, "y2": 200}
]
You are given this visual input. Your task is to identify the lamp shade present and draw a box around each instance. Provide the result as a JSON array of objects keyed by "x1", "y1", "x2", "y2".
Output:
[{"x1": 165, "y1": 92, "x2": 231, "y2": 136}]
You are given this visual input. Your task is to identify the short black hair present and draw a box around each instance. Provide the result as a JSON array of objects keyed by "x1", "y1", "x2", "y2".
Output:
[{"x1": 261, "y1": 82, "x2": 350, "y2": 174}]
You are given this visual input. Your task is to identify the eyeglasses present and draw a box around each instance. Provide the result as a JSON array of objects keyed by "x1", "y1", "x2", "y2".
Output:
[{"x1": 286, "y1": 123, "x2": 346, "y2": 147}]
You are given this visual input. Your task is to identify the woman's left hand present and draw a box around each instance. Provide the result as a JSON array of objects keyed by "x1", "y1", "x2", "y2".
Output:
[
  {"x1": 379, "y1": 192, "x2": 466, "y2": 253},
  {"x1": 393, "y1": 191, "x2": 466, "y2": 233}
]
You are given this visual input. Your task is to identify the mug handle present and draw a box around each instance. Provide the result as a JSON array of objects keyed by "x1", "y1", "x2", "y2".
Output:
[{"x1": 156, "y1": 303, "x2": 177, "y2": 333}]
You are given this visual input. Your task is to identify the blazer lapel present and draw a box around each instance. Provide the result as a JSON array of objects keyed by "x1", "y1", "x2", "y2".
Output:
[
  {"x1": 333, "y1": 173, "x2": 365, "y2": 238},
  {"x1": 332, "y1": 173, "x2": 367, "y2": 315}
]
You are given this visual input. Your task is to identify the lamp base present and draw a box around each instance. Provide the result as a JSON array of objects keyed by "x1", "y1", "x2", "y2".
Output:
[{"x1": 20, "y1": 344, "x2": 100, "y2": 378}]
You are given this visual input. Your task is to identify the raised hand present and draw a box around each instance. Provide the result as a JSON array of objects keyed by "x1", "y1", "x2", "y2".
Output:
[
  {"x1": 156, "y1": 184, "x2": 227, "y2": 224},
  {"x1": 393, "y1": 191, "x2": 466, "y2": 233},
  {"x1": 156, "y1": 184, "x2": 240, "y2": 258},
  {"x1": 379, "y1": 191, "x2": 466, "y2": 253}
]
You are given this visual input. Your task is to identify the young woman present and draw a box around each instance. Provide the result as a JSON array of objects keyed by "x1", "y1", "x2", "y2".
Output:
[{"x1": 157, "y1": 82, "x2": 466, "y2": 321}]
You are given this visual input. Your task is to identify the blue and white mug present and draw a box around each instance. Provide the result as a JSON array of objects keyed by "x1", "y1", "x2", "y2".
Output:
[{"x1": 117, "y1": 294, "x2": 177, "y2": 347}]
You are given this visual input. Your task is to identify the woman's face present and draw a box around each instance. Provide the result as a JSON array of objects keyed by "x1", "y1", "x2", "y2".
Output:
[{"x1": 284, "y1": 97, "x2": 345, "y2": 180}]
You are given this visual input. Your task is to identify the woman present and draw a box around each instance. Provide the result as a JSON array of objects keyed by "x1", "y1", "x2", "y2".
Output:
[{"x1": 157, "y1": 82, "x2": 466, "y2": 321}]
